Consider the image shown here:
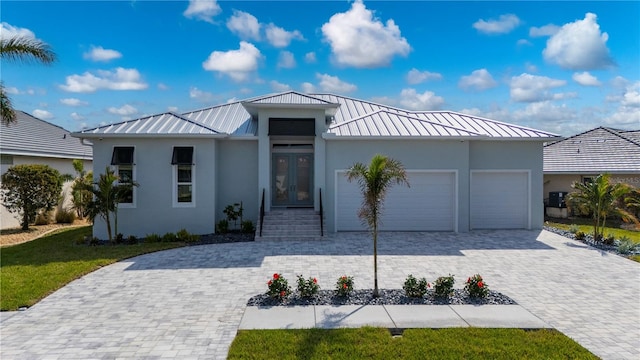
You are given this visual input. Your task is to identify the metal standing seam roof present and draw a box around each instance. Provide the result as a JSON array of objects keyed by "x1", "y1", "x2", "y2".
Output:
[
  {"x1": 76, "y1": 91, "x2": 559, "y2": 140},
  {"x1": 75, "y1": 112, "x2": 222, "y2": 137},
  {"x1": 544, "y1": 127, "x2": 640, "y2": 173},
  {"x1": 1, "y1": 110, "x2": 92, "y2": 159}
]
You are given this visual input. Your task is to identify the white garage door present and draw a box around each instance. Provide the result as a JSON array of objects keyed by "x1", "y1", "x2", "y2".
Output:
[
  {"x1": 336, "y1": 171, "x2": 456, "y2": 231},
  {"x1": 470, "y1": 171, "x2": 529, "y2": 229}
]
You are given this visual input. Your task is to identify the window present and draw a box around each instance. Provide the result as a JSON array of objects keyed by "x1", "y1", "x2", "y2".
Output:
[
  {"x1": 172, "y1": 147, "x2": 194, "y2": 206},
  {"x1": 1, "y1": 154, "x2": 13, "y2": 165},
  {"x1": 111, "y1": 147, "x2": 135, "y2": 205}
]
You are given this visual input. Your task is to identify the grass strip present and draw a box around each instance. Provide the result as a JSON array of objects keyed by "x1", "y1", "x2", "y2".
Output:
[{"x1": 1, "y1": 226, "x2": 184, "y2": 311}]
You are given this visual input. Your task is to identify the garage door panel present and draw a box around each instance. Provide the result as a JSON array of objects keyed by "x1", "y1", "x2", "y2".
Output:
[
  {"x1": 471, "y1": 171, "x2": 528, "y2": 229},
  {"x1": 337, "y1": 171, "x2": 455, "y2": 231}
]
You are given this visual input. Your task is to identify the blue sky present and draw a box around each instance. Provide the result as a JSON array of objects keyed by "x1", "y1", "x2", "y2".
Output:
[{"x1": 2, "y1": 0, "x2": 639, "y2": 136}]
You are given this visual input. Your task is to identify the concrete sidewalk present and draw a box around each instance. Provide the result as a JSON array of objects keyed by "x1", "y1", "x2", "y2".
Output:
[{"x1": 239, "y1": 304, "x2": 550, "y2": 330}]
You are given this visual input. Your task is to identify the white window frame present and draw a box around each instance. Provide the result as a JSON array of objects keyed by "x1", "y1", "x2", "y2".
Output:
[
  {"x1": 172, "y1": 146, "x2": 196, "y2": 208},
  {"x1": 111, "y1": 146, "x2": 136, "y2": 209}
]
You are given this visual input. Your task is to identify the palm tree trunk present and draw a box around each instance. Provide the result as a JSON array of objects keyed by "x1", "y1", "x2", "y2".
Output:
[
  {"x1": 105, "y1": 211, "x2": 113, "y2": 242},
  {"x1": 373, "y1": 222, "x2": 379, "y2": 298}
]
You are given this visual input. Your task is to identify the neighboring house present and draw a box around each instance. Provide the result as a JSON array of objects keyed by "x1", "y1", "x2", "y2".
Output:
[
  {"x1": 543, "y1": 127, "x2": 640, "y2": 208},
  {"x1": 73, "y1": 91, "x2": 559, "y2": 240},
  {"x1": 1, "y1": 111, "x2": 93, "y2": 229}
]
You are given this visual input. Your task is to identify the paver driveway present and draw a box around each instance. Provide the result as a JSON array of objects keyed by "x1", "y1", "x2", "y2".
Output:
[{"x1": 1, "y1": 230, "x2": 639, "y2": 359}]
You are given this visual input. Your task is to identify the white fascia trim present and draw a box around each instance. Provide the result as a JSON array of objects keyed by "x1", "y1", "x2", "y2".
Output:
[{"x1": 322, "y1": 134, "x2": 483, "y2": 141}]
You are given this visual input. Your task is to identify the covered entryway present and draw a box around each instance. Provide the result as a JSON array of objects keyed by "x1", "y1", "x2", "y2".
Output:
[
  {"x1": 272, "y1": 152, "x2": 313, "y2": 207},
  {"x1": 335, "y1": 171, "x2": 457, "y2": 231},
  {"x1": 470, "y1": 170, "x2": 529, "y2": 229}
]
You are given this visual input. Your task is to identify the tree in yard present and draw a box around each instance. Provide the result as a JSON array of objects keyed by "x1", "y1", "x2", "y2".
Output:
[
  {"x1": 0, "y1": 35, "x2": 57, "y2": 124},
  {"x1": 70, "y1": 159, "x2": 92, "y2": 219},
  {"x1": 1, "y1": 164, "x2": 63, "y2": 230},
  {"x1": 569, "y1": 173, "x2": 637, "y2": 241},
  {"x1": 82, "y1": 167, "x2": 138, "y2": 242},
  {"x1": 346, "y1": 154, "x2": 409, "y2": 297}
]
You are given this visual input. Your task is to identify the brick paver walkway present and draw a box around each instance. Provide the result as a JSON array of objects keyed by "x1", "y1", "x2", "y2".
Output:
[{"x1": 1, "y1": 230, "x2": 638, "y2": 359}]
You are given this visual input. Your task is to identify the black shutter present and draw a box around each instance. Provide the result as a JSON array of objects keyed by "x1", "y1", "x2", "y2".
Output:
[
  {"x1": 111, "y1": 147, "x2": 134, "y2": 165},
  {"x1": 172, "y1": 147, "x2": 194, "y2": 165}
]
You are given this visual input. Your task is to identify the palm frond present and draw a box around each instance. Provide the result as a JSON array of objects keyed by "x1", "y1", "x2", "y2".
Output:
[
  {"x1": 0, "y1": 84, "x2": 16, "y2": 125},
  {"x1": 0, "y1": 36, "x2": 57, "y2": 64}
]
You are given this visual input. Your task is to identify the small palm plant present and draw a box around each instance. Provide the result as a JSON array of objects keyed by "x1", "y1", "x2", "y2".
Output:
[{"x1": 346, "y1": 154, "x2": 408, "y2": 297}]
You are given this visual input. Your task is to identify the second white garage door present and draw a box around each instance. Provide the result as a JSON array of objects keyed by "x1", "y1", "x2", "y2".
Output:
[
  {"x1": 470, "y1": 171, "x2": 529, "y2": 229},
  {"x1": 336, "y1": 171, "x2": 456, "y2": 231}
]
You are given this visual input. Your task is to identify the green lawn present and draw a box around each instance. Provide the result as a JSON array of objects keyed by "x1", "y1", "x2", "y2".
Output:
[
  {"x1": 228, "y1": 327, "x2": 598, "y2": 359},
  {"x1": 0, "y1": 226, "x2": 184, "y2": 311}
]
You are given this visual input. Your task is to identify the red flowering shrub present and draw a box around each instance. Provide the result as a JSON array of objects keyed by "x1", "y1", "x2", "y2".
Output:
[
  {"x1": 296, "y1": 275, "x2": 320, "y2": 298},
  {"x1": 336, "y1": 275, "x2": 354, "y2": 297},
  {"x1": 464, "y1": 274, "x2": 489, "y2": 298},
  {"x1": 266, "y1": 273, "x2": 291, "y2": 300}
]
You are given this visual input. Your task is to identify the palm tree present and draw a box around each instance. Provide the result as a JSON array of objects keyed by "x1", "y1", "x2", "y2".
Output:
[
  {"x1": 0, "y1": 35, "x2": 57, "y2": 125},
  {"x1": 569, "y1": 174, "x2": 637, "y2": 241},
  {"x1": 346, "y1": 154, "x2": 409, "y2": 297},
  {"x1": 83, "y1": 167, "x2": 138, "y2": 242}
]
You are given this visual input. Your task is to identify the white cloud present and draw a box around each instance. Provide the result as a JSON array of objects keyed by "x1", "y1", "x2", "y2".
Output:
[
  {"x1": 406, "y1": 68, "x2": 442, "y2": 85},
  {"x1": 167, "y1": 106, "x2": 179, "y2": 113},
  {"x1": 305, "y1": 52, "x2": 317, "y2": 63},
  {"x1": 32, "y1": 109, "x2": 54, "y2": 120},
  {"x1": 316, "y1": 73, "x2": 357, "y2": 94},
  {"x1": 4, "y1": 86, "x2": 20, "y2": 95},
  {"x1": 458, "y1": 69, "x2": 497, "y2": 91},
  {"x1": 83, "y1": 46, "x2": 122, "y2": 62},
  {"x1": 611, "y1": 76, "x2": 629, "y2": 89},
  {"x1": 157, "y1": 83, "x2": 169, "y2": 90},
  {"x1": 189, "y1": 87, "x2": 216, "y2": 103},
  {"x1": 60, "y1": 67, "x2": 148, "y2": 93},
  {"x1": 473, "y1": 14, "x2": 520, "y2": 34},
  {"x1": 183, "y1": 0, "x2": 221, "y2": 23},
  {"x1": 202, "y1": 41, "x2": 262, "y2": 82},
  {"x1": 605, "y1": 107, "x2": 640, "y2": 128},
  {"x1": 301, "y1": 82, "x2": 316, "y2": 93},
  {"x1": 321, "y1": 0, "x2": 410, "y2": 68},
  {"x1": 572, "y1": 72, "x2": 601, "y2": 86},
  {"x1": 517, "y1": 39, "x2": 532, "y2": 46},
  {"x1": 512, "y1": 101, "x2": 578, "y2": 130},
  {"x1": 543, "y1": 13, "x2": 614, "y2": 70},
  {"x1": 509, "y1": 73, "x2": 567, "y2": 102},
  {"x1": 227, "y1": 10, "x2": 261, "y2": 40},
  {"x1": 107, "y1": 104, "x2": 137, "y2": 116},
  {"x1": 265, "y1": 23, "x2": 304, "y2": 48},
  {"x1": 70, "y1": 112, "x2": 85, "y2": 121},
  {"x1": 0, "y1": 22, "x2": 35, "y2": 40},
  {"x1": 60, "y1": 98, "x2": 88, "y2": 106},
  {"x1": 277, "y1": 51, "x2": 296, "y2": 69},
  {"x1": 399, "y1": 88, "x2": 444, "y2": 110},
  {"x1": 621, "y1": 82, "x2": 640, "y2": 107},
  {"x1": 525, "y1": 62, "x2": 538, "y2": 73},
  {"x1": 370, "y1": 96, "x2": 398, "y2": 107},
  {"x1": 270, "y1": 80, "x2": 291, "y2": 92},
  {"x1": 529, "y1": 24, "x2": 560, "y2": 37}
]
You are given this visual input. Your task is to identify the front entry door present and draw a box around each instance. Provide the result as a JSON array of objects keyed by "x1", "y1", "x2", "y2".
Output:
[{"x1": 272, "y1": 154, "x2": 313, "y2": 207}]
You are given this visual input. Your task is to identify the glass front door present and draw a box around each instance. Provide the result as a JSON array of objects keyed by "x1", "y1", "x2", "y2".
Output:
[{"x1": 272, "y1": 153, "x2": 313, "y2": 207}]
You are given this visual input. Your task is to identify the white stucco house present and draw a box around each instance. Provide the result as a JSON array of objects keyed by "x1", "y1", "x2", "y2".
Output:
[
  {"x1": 73, "y1": 91, "x2": 559, "y2": 240},
  {"x1": 1, "y1": 110, "x2": 93, "y2": 229}
]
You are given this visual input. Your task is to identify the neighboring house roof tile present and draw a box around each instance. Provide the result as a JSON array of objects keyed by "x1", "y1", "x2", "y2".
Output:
[
  {"x1": 75, "y1": 91, "x2": 559, "y2": 140},
  {"x1": 544, "y1": 127, "x2": 640, "y2": 173},
  {"x1": 1, "y1": 110, "x2": 92, "y2": 159},
  {"x1": 76, "y1": 112, "x2": 222, "y2": 137}
]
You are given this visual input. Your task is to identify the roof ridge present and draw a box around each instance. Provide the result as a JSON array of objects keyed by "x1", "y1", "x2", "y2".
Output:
[
  {"x1": 544, "y1": 126, "x2": 640, "y2": 148},
  {"x1": 602, "y1": 126, "x2": 640, "y2": 147},
  {"x1": 77, "y1": 112, "x2": 221, "y2": 134},
  {"x1": 9, "y1": 110, "x2": 71, "y2": 133},
  {"x1": 435, "y1": 110, "x2": 559, "y2": 137},
  {"x1": 165, "y1": 111, "x2": 221, "y2": 133},
  {"x1": 244, "y1": 91, "x2": 336, "y2": 105}
]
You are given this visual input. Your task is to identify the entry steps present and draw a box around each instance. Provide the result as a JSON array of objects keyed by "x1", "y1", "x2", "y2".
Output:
[{"x1": 255, "y1": 208, "x2": 324, "y2": 241}]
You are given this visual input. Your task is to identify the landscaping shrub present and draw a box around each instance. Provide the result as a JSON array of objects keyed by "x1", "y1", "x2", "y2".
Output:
[
  {"x1": 176, "y1": 228, "x2": 200, "y2": 243},
  {"x1": 604, "y1": 233, "x2": 615, "y2": 245},
  {"x1": 241, "y1": 220, "x2": 255, "y2": 234},
  {"x1": 55, "y1": 208, "x2": 76, "y2": 224},
  {"x1": 216, "y1": 219, "x2": 229, "y2": 234},
  {"x1": 34, "y1": 211, "x2": 52, "y2": 225},
  {"x1": 403, "y1": 274, "x2": 430, "y2": 298},
  {"x1": 296, "y1": 275, "x2": 319, "y2": 298},
  {"x1": 267, "y1": 273, "x2": 291, "y2": 300},
  {"x1": 113, "y1": 233, "x2": 125, "y2": 244},
  {"x1": 465, "y1": 274, "x2": 489, "y2": 298},
  {"x1": 162, "y1": 232, "x2": 177, "y2": 242},
  {"x1": 336, "y1": 275, "x2": 354, "y2": 297},
  {"x1": 144, "y1": 233, "x2": 161, "y2": 243},
  {"x1": 568, "y1": 224, "x2": 579, "y2": 234},
  {"x1": 617, "y1": 236, "x2": 638, "y2": 254},
  {"x1": 574, "y1": 231, "x2": 586, "y2": 240},
  {"x1": 434, "y1": 274, "x2": 455, "y2": 298}
]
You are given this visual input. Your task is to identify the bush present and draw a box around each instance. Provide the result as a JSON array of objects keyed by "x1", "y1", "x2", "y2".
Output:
[
  {"x1": 297, "y1": 275, "x2": 320, "y2": 298},
  {"x1": 336, "y1": 275, "x2": 354, "y2": 297},
  {"x1": 617, "y1": 236, "x2": 638, "y2": 255},
  {"x1": 162, "y1": 232, "x2": 177, "y2": 242},
  {"x1": 604, "y1": 233, "x2": 615, "y2": 245},
  {"x1": 267, "y1": 273, "x2": 291, "y2": 300},
  {"x1": 88, "y1": 237, "x2": 101, "y2": 246},
  {"x1": 574, "y1": 231, "x2": 586, "y2": 240},
  {"x1": 55, "y1": 208, "x2": 76, "y2": 224},
  {"x1": 465, "y1": 274, "x2": 489, "y2": 298},
  {"x1": 241, "y1": 220, "x2": 255, "y2": 234},
  {"x1": 216, "y1": 219, "x2": 229, "y2": 234},
  {"x1": 126, "y1": 235, "x2": 138, "y2": 245},
  {"x1": 113, "y1": 233, "x2": 125, "y2": 244},
  {"x1": 176, "y1": 228, "x2": 200, "y2": 243},
  {"x1": 144, "y1": 233, "x2": 161, "y2": 243},
  {"x1": 34, "y1": 211, "x2": 52, "y2": 225},
  {"x1": 434, "y1": 274, "x2": 455, "y2": 298},
  {"x1": 403, "y1": 274, "x2": 430, "y2": 298},
  {"x1": 568, "y1": 224, "x2": 579, "y2": 234}
]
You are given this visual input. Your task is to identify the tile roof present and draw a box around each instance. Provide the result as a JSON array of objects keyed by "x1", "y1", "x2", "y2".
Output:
[
  {"x1": 1, "y1": 110, "x2": 92, "y2": 159},
  {"x1": 75, "y1": 91, "x2": 559, "y2": 140},
  {"x1": 76, "y1": 112, "x2": 222, "y2": 137},
  {"x1": 544, "y1": 127, "x2": 640, "y2": 173}
]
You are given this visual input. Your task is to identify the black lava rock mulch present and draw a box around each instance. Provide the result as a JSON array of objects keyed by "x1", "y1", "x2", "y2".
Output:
[
  {"x1": 190, "y1": 232, "x2": 254, "y2": 245},
  {"x1": 247, "y1": 289, "x2": 516, "y2": 307}
]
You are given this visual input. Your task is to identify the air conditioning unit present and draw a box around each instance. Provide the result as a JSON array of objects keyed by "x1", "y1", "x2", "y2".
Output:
[{"x1": 548, "y1": 191, "x2": 568, "y2": 208}]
